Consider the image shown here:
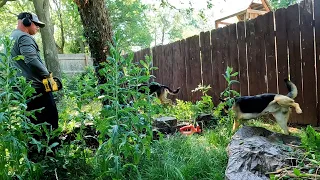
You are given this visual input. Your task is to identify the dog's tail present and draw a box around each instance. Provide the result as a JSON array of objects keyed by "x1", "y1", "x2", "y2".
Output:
[
  {"x1": 284, "y1": 78, "x2": 298, "y2": 99},
  {"x1": 163, "y1": 86, "x2": 180, "y2": 95}
]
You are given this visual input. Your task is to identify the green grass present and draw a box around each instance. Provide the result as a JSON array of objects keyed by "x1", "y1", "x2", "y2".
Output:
[{"x1": 135, "y1": 126, "x2": 232, "y2": 180}]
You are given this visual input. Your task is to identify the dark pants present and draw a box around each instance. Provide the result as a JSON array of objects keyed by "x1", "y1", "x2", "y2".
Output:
[{"x1": 27, "y1": 90, "x2": 58, "y2": 130}]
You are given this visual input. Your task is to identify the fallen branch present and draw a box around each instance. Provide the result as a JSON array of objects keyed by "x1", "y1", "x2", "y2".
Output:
[
  {"x1": 266, "y1": 167, "x2": 291, "y2": 174},
  {"x1": 286, "y1": 172, "x2": 320, "y2": 179}
]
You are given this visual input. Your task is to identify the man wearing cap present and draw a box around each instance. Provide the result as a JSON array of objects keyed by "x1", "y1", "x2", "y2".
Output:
[{"x1": 10, "y1": 12, "x2": 59, "y2": 130}]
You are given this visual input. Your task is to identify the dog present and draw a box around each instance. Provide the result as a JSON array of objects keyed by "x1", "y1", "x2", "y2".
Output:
[
  {"x1": 137, "y1": 83, "x2": 180, "y2": 104},
  {"x1": 231, "y1": 79, "x2": 302, "y2": 135}
]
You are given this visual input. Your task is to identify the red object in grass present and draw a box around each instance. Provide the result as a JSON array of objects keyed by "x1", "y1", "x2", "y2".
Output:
[{"x1": 179, "y1": 124, "x2": 201, "y2": 135}]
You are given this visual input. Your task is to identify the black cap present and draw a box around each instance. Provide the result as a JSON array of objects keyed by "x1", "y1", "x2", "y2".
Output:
[{"x1": 17, "y1": 12, "x2": 45, "y2": 28}]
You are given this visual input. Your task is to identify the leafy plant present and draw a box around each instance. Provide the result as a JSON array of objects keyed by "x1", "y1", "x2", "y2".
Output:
[
  {"x1": 301, "y1": 126, "x2": 320, "y2": 156},
  {"x1": 213, "y1": 66, "x2": 239, "y2": 125},
  {"x1": 0, "y1": 36, "x2": 40, "y2": 179},
  {"x1": 93, "y1": 33, "x2": 157, "y2": 179}
]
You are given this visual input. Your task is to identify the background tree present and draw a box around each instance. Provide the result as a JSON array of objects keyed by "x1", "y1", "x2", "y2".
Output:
[
  {"x1": 0, "y1": 0, "x2": 62, "y2": 78},
  {"x1": 73, "y1": 0, "x2": 112, "y2": 86},
  {"x1": 33, "y1": 0, "x2": 61, "y2": 78},
  {"x1": 107, "y1": 0, "x2": 153, "y2": 52},
  {"x1": 268, "y1": 0, "x2": 297, "y2": 10}
]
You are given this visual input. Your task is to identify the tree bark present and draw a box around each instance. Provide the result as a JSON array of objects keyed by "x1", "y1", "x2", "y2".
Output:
[
  {"x1": 74, "y1": 0, "x2": 113, "y2": 85},
  {"x1": 53, "y1": 0, "x2": 65, "y2": 54},
  {"x1": 33, "y1": 0, "x2": 62, "y2": 78}
]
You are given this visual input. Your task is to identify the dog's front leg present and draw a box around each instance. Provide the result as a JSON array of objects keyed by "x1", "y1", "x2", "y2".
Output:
[
  {"x1": 232, "y1": 119, "x2": 241, "y2": 132},
  {"x1": 272, "y1": 111, "x2": 290, "y2": 135}
]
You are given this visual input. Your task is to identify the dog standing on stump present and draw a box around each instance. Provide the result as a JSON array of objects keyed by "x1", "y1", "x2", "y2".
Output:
[{"x1": 232, "y1": 79, "x2": 302, "y2": 135}]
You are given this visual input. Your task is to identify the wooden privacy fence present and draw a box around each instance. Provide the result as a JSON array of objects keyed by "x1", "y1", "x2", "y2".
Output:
[
  {"x1": 133, "y1": 0, "x2": 320, "y2": 126},
  {"x1": 58, "y1": 53, "x2": 93, "y2": 74}
]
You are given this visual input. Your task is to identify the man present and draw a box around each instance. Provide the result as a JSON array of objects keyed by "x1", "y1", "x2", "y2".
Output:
[{"x1": 10, "y1": 12, "x2": 58, "y2": 130}]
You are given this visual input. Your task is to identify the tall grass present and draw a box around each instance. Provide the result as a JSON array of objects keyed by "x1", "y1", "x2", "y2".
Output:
[{"x1": 138, "y1": 128, "x2": 231, "y2": 180}]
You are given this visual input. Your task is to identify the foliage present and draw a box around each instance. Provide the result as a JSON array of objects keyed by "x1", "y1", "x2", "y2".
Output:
[
  {"x1": 92, "y1": 34, "x2": 157, "y2": 179},
  {"x1": 0, "y1": 36, "x2": 40, "y2": 179},
  {"x1": 107, "y1": 0, "x2": 153, "y2": 52},
  {"x1": 163, "y1": 84, "x2": 214, "y2": 122},
  {"x1": 212, "y1": 67, "x2": 239, "y2": 125},
  {"x1": 301, "y1": 126, "x2": 320, "y2": 154},
  {"x1": 51, "y1": 0, "x2": 86, "y2": 53},
  {"x1": 192, "y1": 84, "x2": 214, "y2": 116},
  {"x1": 269, "y1": 0, "x2": 297, "y2": 10},
  {"x1": 0, "y1": 1, "x2": 35, "y2": 36},
  {"x1": 267, "y1": 126, "x2": 320, "y2": 179},
  {"x1": 57, "y1": 66, "x2": 99, "y2": 130},
  {"x1": 136, "y1": 130, "x2": 228, "y2": 180}
]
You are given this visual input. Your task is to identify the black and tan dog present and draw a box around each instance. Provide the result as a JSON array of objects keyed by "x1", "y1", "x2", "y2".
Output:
[
  {"x1": 138, "y1": 83, "x2": 180, "y2": 104},
  {"x1": 231, "y1": 79, "x2": 302, "y2": 134}
]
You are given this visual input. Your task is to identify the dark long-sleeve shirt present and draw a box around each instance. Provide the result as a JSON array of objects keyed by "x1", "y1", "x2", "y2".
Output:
[{"x1": 10, "y1": 29, "x2": 49, "y2": 89}]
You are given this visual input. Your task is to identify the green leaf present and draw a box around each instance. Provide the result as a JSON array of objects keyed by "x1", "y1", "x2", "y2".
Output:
[
  {"x1": 293, "y1": 168, "x2": 301, "y2": 176},
  {"x1": 229, "y1": 80, "x2": 240, "y2": 85},
  {"x1": 49, "y1": 142, "x2": 60, "y2": 149},
  {"x1": 231, "y1": 72, "x2": 239, "y2": 77},
  {"x1": 13, "y1": 55, "x2": 25, "y2": 61}
]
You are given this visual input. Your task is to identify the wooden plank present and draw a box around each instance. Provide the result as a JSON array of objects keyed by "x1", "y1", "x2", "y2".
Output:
[
  {"x1": 184, "y1": 37, "x2": 191, "y2": 100},
  {"x1": 246, "y1": 18, "x2": 258, "y2": 95},
  {"x1": 264, "y1": 12, "x2": 278, "y2": 94},
  {"x1": 254, "y1": 15, "x2": 268, "y2": 94},
  {"x1": 299, "y1": 0, "x2": 317, "y2": 125},
  {"x1": 315, "y1": 0, "x2": 320, "y2": 126},
  {"x1": 228, "y1": 23, "x2": 241, "y2": 95},
  {"x1": 200, "y1": 31, "x2": 215, "y2": 102},
  {"x1": 211, "y1": 29, "x2": 221, "y2": 102},
  {"x1": 152, "y1": 45, "x2": 163, "y2": 83},
  {"x1": 133, "y1": 50, "x2": 141, "y2": 63},
  {"x1": 275, "y1": 8, "x2": 290, "y2": 95},
  {"x1": 286, "y1": 4, "x2": 302, "y2": 124},
  {"x1": 215, "y1": 28, "x2": 226, "y2": 100},
  {"x1": 152, "y1": 47, "x2": 158, "y2": 81},
  {"x1": 221, "y1": 26, "x2": 229, "y2": 91},
  {"x1": 141, "y1": 48, "x2": 151, "y2": 62},
  {"x1": 163, "y1": 43, "x2": 173, "y2": 92},
  {"x1": 185, "y1": 35, "x2": 202, "y2": 102},
  {"x1": 172, "y1": 40, "x2": 187, "y2": 101},
  {"x1": 237, "y1": 21, "x2": 249, "y2": 96}
]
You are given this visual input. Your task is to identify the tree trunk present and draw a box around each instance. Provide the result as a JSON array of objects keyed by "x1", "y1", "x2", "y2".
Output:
[
  {"x1": 53, "y1": 0, "x2": 65, "y2": 54},
  {"x1": 33, "y1": 0, "x2": 62, "y2": 78},
  {"x1": 74, "y1": 0, "x2": 113, "y2": 86}
]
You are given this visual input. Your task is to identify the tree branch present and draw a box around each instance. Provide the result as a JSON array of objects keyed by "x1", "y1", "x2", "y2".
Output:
[{"x1": 0, "y1": 0, "x2": 16, "y2": 8}]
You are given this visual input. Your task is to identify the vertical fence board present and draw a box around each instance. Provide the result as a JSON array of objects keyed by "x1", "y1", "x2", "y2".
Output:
[
  {"x1": 211, "y1": 29, "x2": 221, "y2": 101},
  {"x1": 185, "y1": 35, "x2": 202, "y2": 102},
  {"x1": 286, "y1": 4, "x2": 302, "y2": 124},
  {"x1": 254, "y1": 15, "x2": 268, "y2": 94},
  {"x1": 300, "y1": 0, "x2": 317, "y2": 125},
  {"x1": 172, "y1": 40, "x2": 187, "y2": 101},
  {"x1": 222, "y1": 26, "x2": 230, "y2": 90},
  {"x1": 216, "y1": 28, "x2": 227, "y2": 99},
  {"x1": 229, "y1": 24, "x2": 241, "y2": 93},
  {"x1": 265, "y1": 12, "x2": 278, "y2": 94},
  {"x1": 152, "y1": 47, "x2": 157, "y2": 80},
  {"x1": 275, "y1": 8, "x2": 290, "y2": 95},
  {"x1": 163, "y1": 44, "x2": 173, "y2": 90},
  {"x1": 247, "y1": 18, "x2": 259, "y2": 95},
  {"x1": 153, "y1": 46, "x2": 163, "y2": 84},
  {"x1": 315, "y1": 0, "x2": 320, "y2": 126},
  {"x1": 237, "y1": 21, "x2": 249, "y2": 95},
  {"x1": 200, "y1": 31, "x2": 216, "y2": 102}
]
